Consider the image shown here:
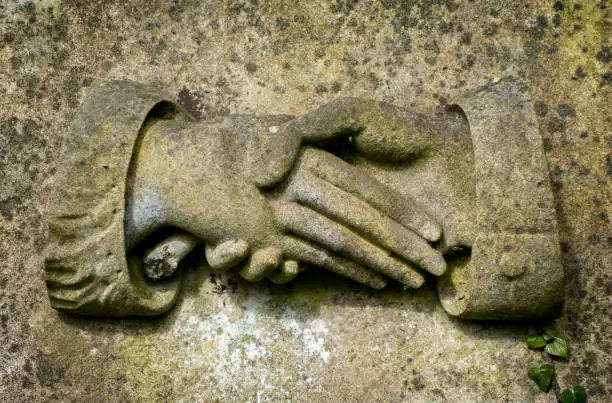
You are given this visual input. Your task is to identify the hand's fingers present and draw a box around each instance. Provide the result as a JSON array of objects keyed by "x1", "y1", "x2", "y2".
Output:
[
  {"x1": 299, "y1": 148, "x2": 442, "y2": 242},
  {"x1": 237, "y1": 247, "x2": 283, "y2": 282},
  {"x1": 205, "y1": 239, "x2": 249, "y2": 271},
  {"x1": 273, "y1": 201, "x2": 425, "y2": 288},
  {"x1": 280, "y1": 236, "x2": 387, "y2": 289},
  {"x1": 143, "y1": 232, "x2": 201, "y2": 281},
  {"x1": 267, "y1": 260, "x2": 300, "y2": 284},
  {"x1": 286, "y1": 170, "x2": 446, "y2": 276}
]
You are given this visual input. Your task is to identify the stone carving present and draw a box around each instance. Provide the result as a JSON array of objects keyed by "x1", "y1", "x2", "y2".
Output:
[{"x1": 44, "y1": 78, "x2": 564, "y2": 319}]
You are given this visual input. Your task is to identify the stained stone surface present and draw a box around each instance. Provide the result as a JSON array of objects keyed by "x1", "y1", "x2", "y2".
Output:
[{"x1": 0, "y1": 0, "x2": 610, "y2": 401}]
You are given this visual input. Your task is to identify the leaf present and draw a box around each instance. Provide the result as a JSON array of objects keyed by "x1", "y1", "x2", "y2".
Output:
[
  {"x1": 560, "y1": 386, "x2": 587, "y2": 403},
  {"x1": 542, "y1": 325, "x2": 558, "y2": 337},
  {"x1": 573, "y1": 386, "x2": 588, "y2": 402},
  {"x1": 526, "y1": 327, "x2": 547, "y2": 349},
  {"x1": 542, "y1": 325, "x2": 558, "y2": 341},
  {"x1": 545, "y1": 337, "x2": 569, "y2": 359},
  {"x1": 528, "y1": 364, "x2": 554, "y2": 392}
]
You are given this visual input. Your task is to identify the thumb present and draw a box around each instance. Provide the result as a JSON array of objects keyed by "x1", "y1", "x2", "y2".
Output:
[
  {"x1": 254, "y1": 98, "x2": 440, "y2": 188},
  {"x1": 351, "y1": 109, "x2": 436, "y2": 163},
  {"x1": 254, "y1": 98, "x2": 364, "y2": 189},
  {"x1": 253, "y1": 126, "x2": 302, "y2": 189}
]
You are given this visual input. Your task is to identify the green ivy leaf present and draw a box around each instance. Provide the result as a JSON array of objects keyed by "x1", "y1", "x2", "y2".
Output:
[
  {"x1": 560, "y1": 386, "x2": 587, "y2": 403},
  {"x1": 528, "y1": 364, "x2": 554, "y2": 392},
  {"x1": 526, "y1": 327, "x2": 547, "y2": 349},
  {"x1": 542, "y1": 325, "x2": 557, "y2": 341},
  {"x1": 545, "y1": 337, "x2": 569, "y2": 359},
  {"x1": 542, "y1": 325, "x2": 558, "y2": 336}
]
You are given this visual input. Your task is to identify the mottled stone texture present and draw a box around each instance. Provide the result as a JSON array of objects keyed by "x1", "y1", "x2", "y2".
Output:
[{"x1": 0, "y1": 0, "x2": 609, "y2": 401}]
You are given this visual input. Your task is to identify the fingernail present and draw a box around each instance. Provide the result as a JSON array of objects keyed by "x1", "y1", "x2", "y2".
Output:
[
  {"x1": 282, "y1": 260, "x2": 299, "y2": 276},
  {"x1": 402, "y1": 274, "x2": 425, "y2": 289},
  {"x1": 427, "y1": 254, "x2": 447, "y2": 276},
  {"x1": 369, "y1": 276, "x2": 387, "y2": 290},
  {"x1": 421, "y1": 221, "x2": 442, "y2": 242}
]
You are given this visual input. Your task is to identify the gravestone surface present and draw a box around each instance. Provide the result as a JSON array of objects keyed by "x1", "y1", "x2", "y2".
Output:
[{"x1": 0, "y1": 1, "x2": 610, "y2": 401}]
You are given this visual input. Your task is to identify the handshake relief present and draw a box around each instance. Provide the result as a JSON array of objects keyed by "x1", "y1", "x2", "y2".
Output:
[
  {"x1": 45, "y1": 79, "x2": 564, "y2": 320},
  {"x1": 127, "y1": 99, "x2": 458, "y2": 290}
]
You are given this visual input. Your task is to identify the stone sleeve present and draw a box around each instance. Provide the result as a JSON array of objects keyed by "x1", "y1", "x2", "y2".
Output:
[
  {"x1": 437, "y1": 77, "x2": 564, "y2": 320},
  {"x1": 44, "y1": 80, "x2": 195, "y2": 316}
]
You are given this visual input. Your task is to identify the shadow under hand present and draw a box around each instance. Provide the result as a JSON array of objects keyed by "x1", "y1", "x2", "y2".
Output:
[{"x1": 55, "y1": 248, "x2": 529, "y2": 347}]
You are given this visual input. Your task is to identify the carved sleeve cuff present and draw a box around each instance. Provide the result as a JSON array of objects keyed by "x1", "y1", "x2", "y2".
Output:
[
  {"x1": 438, "y1": 78, "x2": 564, "y2": 320},
  {"x1": 45, "y1": 81, "x2": 194, "y2": 316}
]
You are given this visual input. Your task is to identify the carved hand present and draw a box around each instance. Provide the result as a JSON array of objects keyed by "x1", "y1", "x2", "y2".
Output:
[
  {"x1": 253, "y1": 97, "x2": 477, "y2": 253},
  {"x1": 126, "y1": 113, "x2": 446, "y2": 289},
  {"x1": 253, "y1": 98, "x2": 446, "y2": 187}
]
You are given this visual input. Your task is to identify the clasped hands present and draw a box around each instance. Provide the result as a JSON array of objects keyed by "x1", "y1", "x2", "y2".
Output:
[{"x1": 125, "y1": 98, "x2": 451, "y2": 289}]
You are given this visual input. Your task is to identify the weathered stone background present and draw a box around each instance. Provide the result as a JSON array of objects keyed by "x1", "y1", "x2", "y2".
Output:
[{"x1": 0, "y1": 0, "x2": 610, "y2": 401}]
